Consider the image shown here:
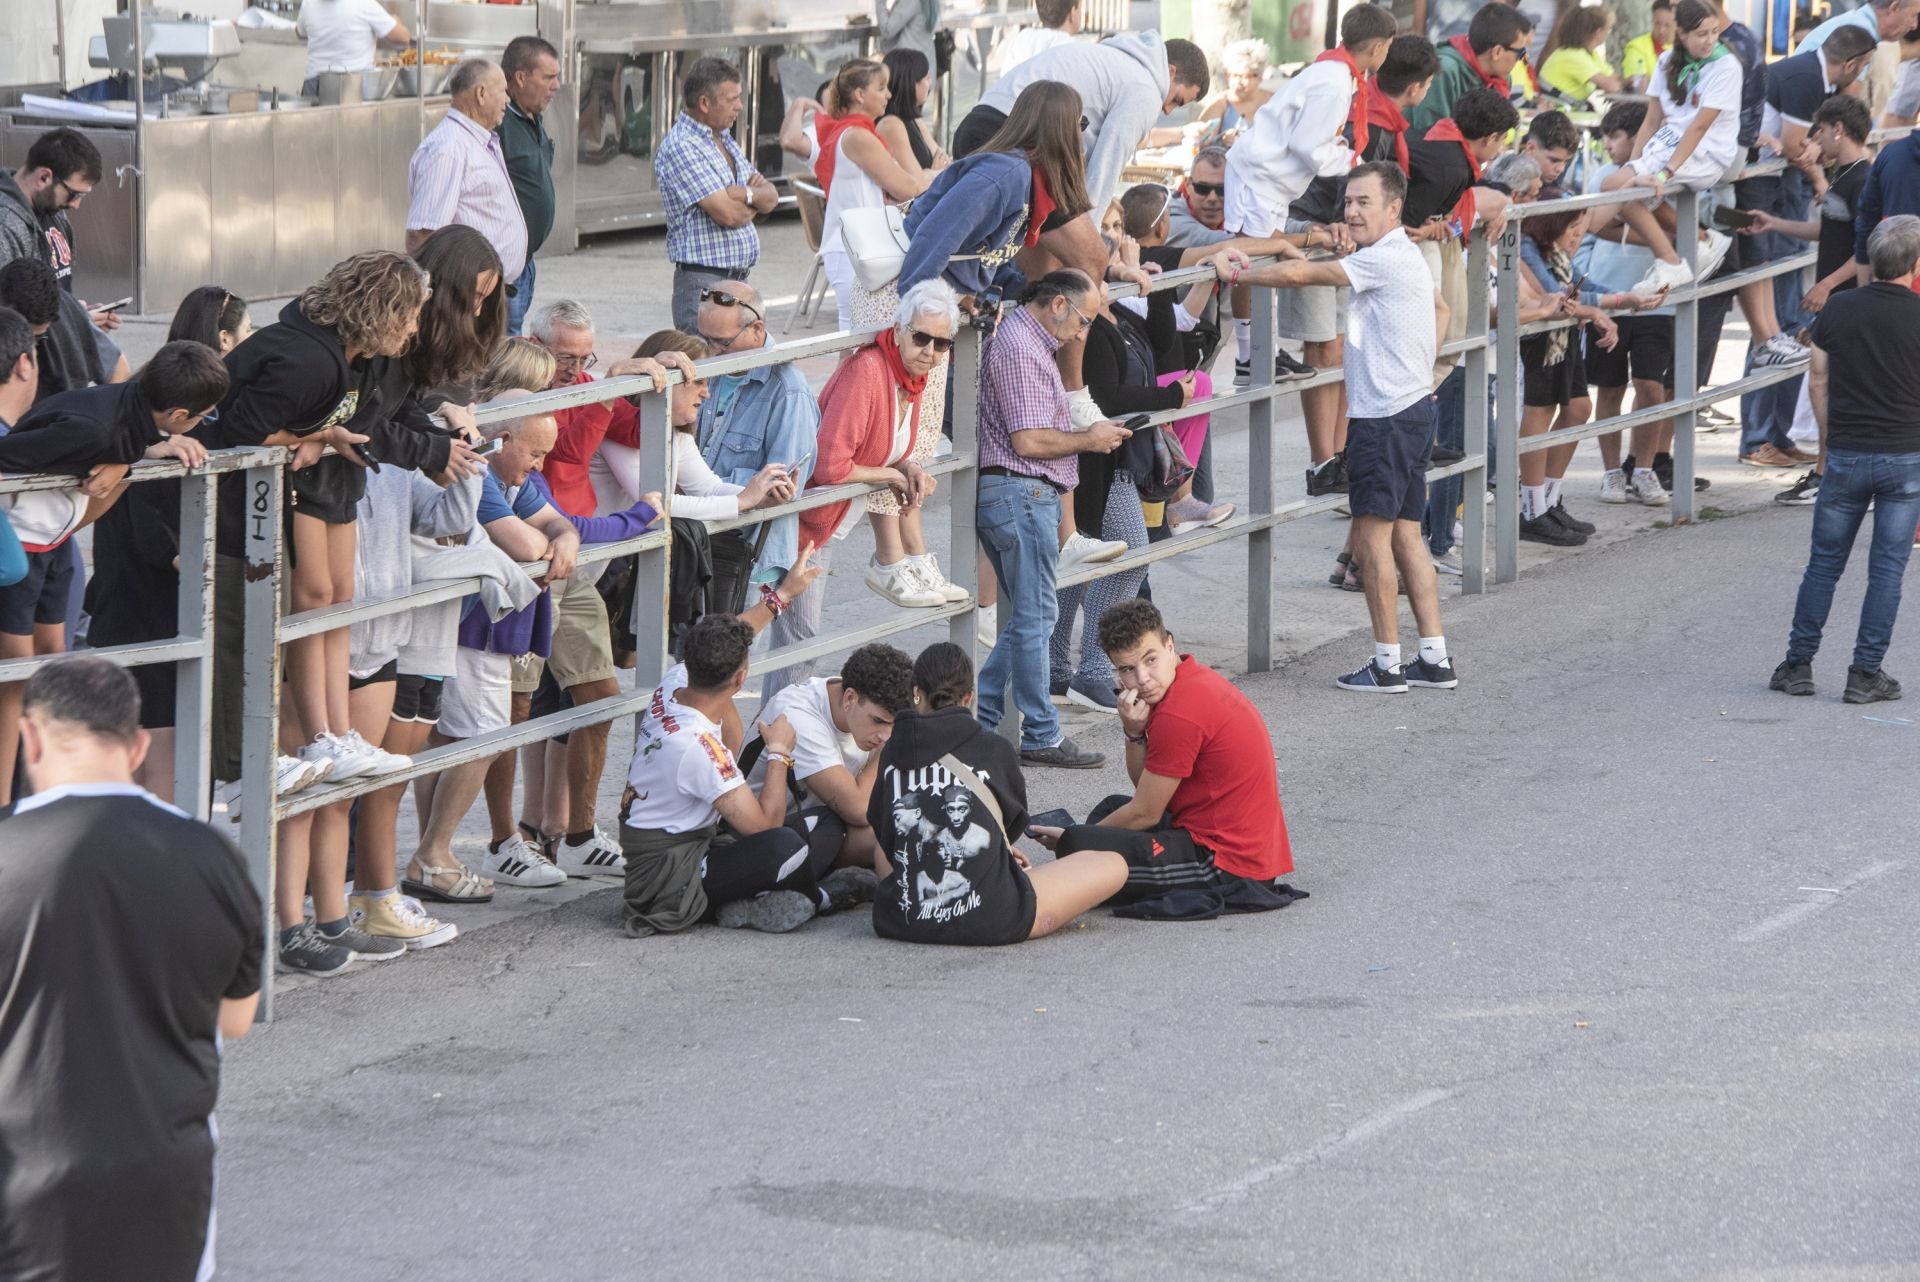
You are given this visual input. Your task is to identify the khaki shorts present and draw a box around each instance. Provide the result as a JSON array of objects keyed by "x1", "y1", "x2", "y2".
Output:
[
  {"x1": 1275, "y1": 284, "x2": 1348, "y2": 345},
  {"x1": 513, "y1": 574, "x2": 617, "y2": 693}
]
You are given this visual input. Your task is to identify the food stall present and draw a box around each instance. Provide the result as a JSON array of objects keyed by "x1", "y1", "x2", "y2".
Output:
[{"x1": 1, "y1": 0, "x2": 1030, "y2": 313}]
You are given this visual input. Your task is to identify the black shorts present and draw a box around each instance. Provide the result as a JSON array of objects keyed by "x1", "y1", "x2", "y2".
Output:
[
  {"x1": 1520, "y1": 334, "x2": 1588, "y2": 408},
  {"x1": 347, "y1": 658, "x2": 399, "y2": 690},
  {"x1": 1343, "y1": 398, "x2": 1435, "y2": 524},
  {"x1": 0, "y1": 542, "x2": 76, "y2": 636},
  {"x1": 1585, "y1": 315, "x2": 1675, "y2": 391},
  {"x1": 528, "y1": 665, "x2": 573, "y2": 744},
  {"x1": 288, "y1": 453, "x2": 365, "y2": 525},
  {"x1": 391, "y1": 673, "x2": 444, "y2": 725},
  {"x1": 129, "y1": 661, "x2": 178, "y2": 730}
]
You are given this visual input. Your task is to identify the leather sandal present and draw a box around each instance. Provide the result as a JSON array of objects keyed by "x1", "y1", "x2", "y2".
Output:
[{"x1": 403, "y1": 863, "x2": 495, "y2": 904}]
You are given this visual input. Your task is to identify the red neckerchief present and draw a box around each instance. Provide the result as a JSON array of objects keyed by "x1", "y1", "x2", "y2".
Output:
[
  {"x1": 812, "y1": 112, "x2": 881, "y2": 198},
  {"x1": 1653, "y1": 37, "x2": 1668, "y2": 56},
  {"x1": 1365, "y1": 92, "x2": 1412, "y2": 175},
  {"x1": 1314, "y1": 46, "x2": 1371, "y2": 164},
  {"x1": 874, "y1": 326, "x2": 929, "y2": 397},
  {"x1": 1423, "y1": 117, "x2": 1481, "y2": 236},
  {"x1": 1447, "y1": 35, "x2": 1511, "y2": 92},
  {"x1": 1025, "y1": 161, "x2": 1056, "y2": 247}
]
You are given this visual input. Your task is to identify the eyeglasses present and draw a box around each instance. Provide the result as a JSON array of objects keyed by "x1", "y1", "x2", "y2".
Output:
[
  {"x1": 194, "y1": 405, "x2": 221, "y2": 424},
  {"x1": 1067, "y1": 303, "x2": 1094, "y2": 331},
  {"x1": 551, "y1": 351, "x2": 598, "y2": 371},
  {"x1": 50, "y1": 178, "x2": 90, "y2": 209},
  {"x1": 1079, "y1": 114, "x2": 1090, "y2": 132},
  {"x1": 1187, "y1": 180, "x2": 1225, "y2": 198},
  {"x1": 907, "y1": 328, "x2": 954, "y2": 353},
  {"x1": 700, "y1": 287, "x2": 763, "y2": 324}
]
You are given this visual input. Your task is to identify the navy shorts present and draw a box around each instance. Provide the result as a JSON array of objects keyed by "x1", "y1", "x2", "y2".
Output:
[
  {"x1": 0, "y1": 542, "x2": 76, "y2": 637},
  {"x1": 1345, "y1": 399, "x2": 1435, "y2": 524}
]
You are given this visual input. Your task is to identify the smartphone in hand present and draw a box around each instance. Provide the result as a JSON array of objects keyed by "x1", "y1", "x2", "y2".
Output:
[{"x1": 1027, "y1": 807, "x2": 1076, "y2": 831}]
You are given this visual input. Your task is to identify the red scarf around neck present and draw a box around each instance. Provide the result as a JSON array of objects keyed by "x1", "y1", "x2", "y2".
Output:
[
  {"x1": 1447, "y1": 35, "x2": 1511, "y2": 92},
  {"x1": 813, "y1": 112, "x2": 880, "y2": 198},
  {"x1": 1314, "y1": 46, "x2": 1372, "y2": 165},
  {"x1": 875, "y1": 326, "x2": 929, "y2": 397},
  {"x1": 1365, "y1": 92, "x2": 1411, "y2": 175},
  {"x1": 1024, "y1": 161, "x2": 1057, "y2": 247},
  {"x1": 1422, "y1": 117, "x2": 1481, "y2": 236}
]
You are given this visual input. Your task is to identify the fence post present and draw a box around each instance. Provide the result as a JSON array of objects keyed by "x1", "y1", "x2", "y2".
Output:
[
  {"x1": 948, "y1": 323, "x2": 982, "y2": 664},
  {"x1": 1462, "y1": 230, "x2": 1491, "y2": 596},
  {"x1": 236, "y1": 463, "x2": 283, "y2": 1021},
  {"x1": 1671, "y1": 186, "x2": 1701, "y2": 524},
  {"x1": 1493, "y1": 215, "x2": 1523, "y2": 585},
  {"x1": 632, "y1": 384, "x2": 674, "y2": 707},
  {"x1": 1245, "y1": 283, "x2": 1275, "y2": 672},
  {"x1": 173, "y1": 469, "x2": 216, "y2": 817}
]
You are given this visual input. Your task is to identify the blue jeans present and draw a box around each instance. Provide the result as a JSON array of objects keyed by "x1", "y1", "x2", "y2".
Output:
[
  {"x1": 1424, "y1": 366, "x2": 1466, "y2": 555},
  {"x1": 1741, "y1": 373, "x2": 1803, "y2": 455},
  {"x1": 506, "y1": 257, "x2": 536, "y2": 336},
  {"x1": 1786, "y1": 448, "x2": 1920, "y2": 672},
  {"x1": 976, "y1": 473, "x2": 1062, "y2": 751}
]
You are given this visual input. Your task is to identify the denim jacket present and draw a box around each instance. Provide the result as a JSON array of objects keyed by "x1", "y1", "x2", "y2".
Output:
[{"x1": 695, "y1": 339, "x2": 821, "y2": 578}]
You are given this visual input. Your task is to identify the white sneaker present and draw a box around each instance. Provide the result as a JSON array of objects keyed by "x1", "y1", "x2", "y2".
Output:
[
  {"x1": 865, "y1": 558, "x2": 946, "y2": 607},
  {"x1": 1628, "y1": 468, "x2": 1671, "y2": 507},
  {"x1": 1695, "y1": 228, "x2": 1732, "y2": 280},
  {"x1": 1167, "y1": 497, "x2": 1236, "y2": 534},
  {"x1": 910, "y1": 555, "x2": 969, "y2": 603},
  {"x1": 482, "y1": 833, "x2": 569, "y2": 887},
  {"x1": 1633, "y1": 256, "x2": 1694, "y2": 295},
  {"x1": 1066, "y1": 388, "x2": 1103, "y2": 430},
  {"x1": 553, "y1": 826, "x2": 626, "y2": 878},
  {"x1": 976, "y1": 602, "x2": 998, "y2": 647},
  {"x1": 281, "y1": 754, "x2": 329, "y2": 794},
  {"x1": 1058, "y1": 531, "x2": 1126, "y2": 571},
  {"x1": 1431, "y1": 551, "x2": 1463, "y2": 576},
  {"x1": 1598, "y1": 469, "x2": 1629, "y2": 504},
  {"x1": 299, "y1": 732, "x2": 380, "y2": 781},
  {"x1": 340, "y1": 729, "x2": 412, "y2": 775}
]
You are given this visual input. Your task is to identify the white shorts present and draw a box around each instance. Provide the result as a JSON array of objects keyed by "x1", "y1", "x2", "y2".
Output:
[
  {"x1": 1630, "y1": 128, "x2": 1737, "y2": 191},
  {"x1": 1223, "y1": 166, "x2": 1282, "y2": 239},
  {"x1": 437, "y1": 647, "x2": 512, "y2": 739}
]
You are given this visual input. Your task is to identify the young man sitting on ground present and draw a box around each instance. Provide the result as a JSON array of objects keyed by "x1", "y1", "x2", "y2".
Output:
[
  {"x1": 742, "y1": 642, "x2": 915, "y2": 872},
  {"x1": 1030, "y1": 600, "x2": 1305, "y2": 919},
  {"x1": 620, "y1": 613, "x2": 877, "y2": 936}
]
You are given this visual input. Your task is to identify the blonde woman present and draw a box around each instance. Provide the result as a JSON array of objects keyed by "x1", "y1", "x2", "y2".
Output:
[{"x1": 1195, "y1": 39, "x2": 1273, "y2": 143}]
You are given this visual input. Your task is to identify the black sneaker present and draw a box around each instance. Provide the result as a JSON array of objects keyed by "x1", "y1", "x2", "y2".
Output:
[
  {"x1": 1769, "y1": 659, "x2": 1815, "y2": 696},
  {"x1": 1430, "y1": 443, "x2": 1465, "y2": 466},
  {"x1": 277, "y1": 921, "x2": 352, "y2": 976},
  {"x1": 1776, "y1": 470, "x2": 1821, "y2": 506},
  {"x1": 1520, "y1": 512, "x2": 1586, "y2": 546},
  {"x1": 717, "y1": 889, "x2": 818, "y2": 933},
  {"x1": 1548, "y1": 500, "x2": 1596, "y2": 536},
  {"x1": 1652, "y1": 453, "x2": 1710, "y2": 493},
  {"x1": 1233, "y1": 358, "x2": 1253, "y2": 388},
  {"x1": 818, "y1": 866, "x2": 878, "y2": 913},
  {"x1": 1021, "y1": 737, "x2": 1106, "y2": 769},
  {"x1": 1049, "y1": 675, "x2": 1069, "y2": 699},
  {"x1": 1336, "y1": 658, "x2": 1408, "y2": 693},
  {"x1": 1305, "y1": 454, "x2": 1348, "y2": 497},
  {"x1": 1405, "y1": 654, "x2": 1458, "y2": 689},
  {"x1": 1274, "y1": 349, "x2": 1317, "y2": 381},
  {"x1": 1844, "y1": 665, "x2": 1902, "y2": 704},
  {"x1": 1066, "y1": 675, "x2": 1118, "y2": 714}
]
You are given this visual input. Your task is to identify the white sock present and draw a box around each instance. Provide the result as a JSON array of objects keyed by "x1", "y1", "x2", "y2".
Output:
[
  {"x1": 362, "y1": 886, "x2": 395, "y2": 901},
  {"x1": 875, "y1": 557, "x2": 905, "y2": 570},
  {"x1": 1544, "y1": 478, "x2": 1563, "y2": 509},
  {"x1": 1235, "y1": 318, "x2": 1252, "y2": 362},
  {"x1": 1522, "y1": 484, "x2": 1547, "y2": 519},
  {"x1": 1418, "y1": 635, "x2": 1447, "y2": 664},
  {"x1": 1375, "y1": 641, "x2": 1402, "y2": 670}
]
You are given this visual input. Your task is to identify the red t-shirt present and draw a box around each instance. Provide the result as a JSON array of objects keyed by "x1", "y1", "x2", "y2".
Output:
[
  {"x1": 541, "y1": 370, "x2": 640, "y2": 517},
  {"x1": 1144, "y1": 656, "x2": 1293, "y2": 879}
]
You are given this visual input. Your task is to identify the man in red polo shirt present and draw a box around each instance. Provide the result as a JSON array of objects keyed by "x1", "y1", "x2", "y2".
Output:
[{"x1": 1039, "y1": 599, "x2": 1306, "y2": 918}]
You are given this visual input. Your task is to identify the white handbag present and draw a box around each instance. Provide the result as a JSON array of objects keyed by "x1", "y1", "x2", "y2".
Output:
[{"x1": 839, "y1": 204, "x2": 913, "y2": 291}]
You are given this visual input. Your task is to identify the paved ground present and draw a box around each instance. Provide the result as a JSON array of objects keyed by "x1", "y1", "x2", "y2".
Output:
[{"x1": 213, "y1": 486, "x2": 1920, "y2": 1280}]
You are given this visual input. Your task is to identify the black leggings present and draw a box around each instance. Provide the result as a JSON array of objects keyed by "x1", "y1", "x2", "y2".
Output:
[{"x1": 701, "y1": 808, "x2": 847, "y2": 912}]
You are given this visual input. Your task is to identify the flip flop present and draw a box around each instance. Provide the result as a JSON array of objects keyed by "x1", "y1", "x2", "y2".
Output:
[{"x1": 403, "y1": 864, "x2": 494, "y2": 904}]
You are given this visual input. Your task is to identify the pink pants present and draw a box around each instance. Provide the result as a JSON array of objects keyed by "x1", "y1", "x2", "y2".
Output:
[{"x1": 1156, "y1": 369, "x2": 1211, "y2": 464}]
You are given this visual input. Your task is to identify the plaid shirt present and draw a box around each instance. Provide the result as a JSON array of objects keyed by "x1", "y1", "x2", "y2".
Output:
[
  {"x1": 653, "y1": 111, "x2": 761, "y2": 270},
  {"x1": 978, "y1": 306, "x2": 1079, "y2": 491}
]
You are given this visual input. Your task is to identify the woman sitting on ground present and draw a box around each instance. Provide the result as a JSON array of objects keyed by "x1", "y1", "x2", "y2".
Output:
[
  {"x1": 870, "y1": 642, "x2": 1127, "y2": 945},
  {"x1": 802, "y1": 278, "x2": 963, "y2": 609}
]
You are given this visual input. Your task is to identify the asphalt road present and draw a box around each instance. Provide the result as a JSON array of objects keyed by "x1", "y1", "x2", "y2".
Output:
[{"x1": 214, "y1": 501, "x2": 1920, "y2": 1281}]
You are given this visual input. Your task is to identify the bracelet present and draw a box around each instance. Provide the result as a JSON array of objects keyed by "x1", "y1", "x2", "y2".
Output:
[
  {"x1": 1656, "y1": 168, "x2": 1672, "y2": 184},
  {"x1": 766, "y1": 751, "x2": 794, "y2": 769},
  {"x1": 758, "y1": 582, "x2": 787, "y2": 616},
  {"x1": 1124, "y1": 731, "x2": 1148, "y2": 745},
  {"x1": 1230, "y1": 267, "x2": 1242, "y2": 287}
]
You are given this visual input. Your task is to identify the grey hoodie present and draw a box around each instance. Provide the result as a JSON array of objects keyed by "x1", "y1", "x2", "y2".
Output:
[
  {"x1": 348, "y1": 467, "x2": 484, "y2": 672},
  {"x1": 0, "y1": 169, "x2": 103, "y2": 399},
  {"x1": 978, "y1": 30, "x2": 1172, "y2": 211}
]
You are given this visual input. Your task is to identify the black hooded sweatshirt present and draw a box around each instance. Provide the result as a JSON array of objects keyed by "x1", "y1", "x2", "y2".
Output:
[
  {"x1": 869, "y1": 705, "x2": 1038, "y2": 947},
  {"x1": 0, "y1": 169, "x2": 105, "y2": 401}
]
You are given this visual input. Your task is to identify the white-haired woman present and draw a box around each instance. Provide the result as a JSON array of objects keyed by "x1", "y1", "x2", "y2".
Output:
[
  {"x1": 803, "y1": 278, "x2": 961, "y2": 610},
  {"x1": 1195, "y1": 38, "x2": 1273, "y2": 143}
]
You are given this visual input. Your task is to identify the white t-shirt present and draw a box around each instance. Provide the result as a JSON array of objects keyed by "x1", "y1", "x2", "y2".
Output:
[
  {"x1": 298, "y1": 0, "x2": 398, "y2": 79},
  {"x1": 746, "y1": 677, "x2": 867, "y2": 807},
  {"x1": 1338, "y1": 226, "x2": 1438, "y2": 419},
  {"x1": 1648, "y1": 49, "x2": 1744, "y2": 177},
  {"x1": 623, "y1": 663, "x2": 745, "y2": 833}
]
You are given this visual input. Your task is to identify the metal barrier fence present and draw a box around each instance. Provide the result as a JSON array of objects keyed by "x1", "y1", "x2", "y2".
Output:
[{"x1": 0, "y1": 136, "x2": 1866, "y2": 1013}]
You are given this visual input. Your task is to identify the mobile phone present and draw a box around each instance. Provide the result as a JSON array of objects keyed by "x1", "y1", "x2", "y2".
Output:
[
  {"x1": 1027, "y1": 807, "x2": 1076, "y2": 831},
  {"x1": 1712, "y1": 207, "x2": 1757, "y2": 232},
  {"x1": 472, "y1": 436, "x2": 503, "y2": 456},
  {"x1": 784, "y1": 451, "x2": 813, "y2": 475},
  {"x1": 91, "y1": 297, "x2": 132, "y2": 314},
  {"x1": 1120, "y1": 414, "x2": 1151, "y2": 433}
]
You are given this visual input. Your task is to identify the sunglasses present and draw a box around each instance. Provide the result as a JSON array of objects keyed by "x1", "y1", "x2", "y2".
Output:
[
  {"x1": 1079, "y1": 114, "x2": 1090, "y2": 132},
  {"x1": 1504, "y1": 43, "x2": 1530, "y2": 56},
  {"x1": 701, "y1": 287, "x2": 763, "y2": 324},
  {"x1": 1188, "y1": 180, "x2": 1225, "y2": 198},
  {"x1": 908, "y1": 328, "x2": 953, "y2": 353}
]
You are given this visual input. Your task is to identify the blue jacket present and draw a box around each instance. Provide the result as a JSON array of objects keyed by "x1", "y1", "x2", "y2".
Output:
[
  {"x1": 1856, "y1": 135, "x2": 1920, "y2": 264},
  {"x1": 900, "y1": 151, "x2": 1034, "y2": 298},
  {"x1": 695, "y1": 339, "x2": 820, "y2": 579}
]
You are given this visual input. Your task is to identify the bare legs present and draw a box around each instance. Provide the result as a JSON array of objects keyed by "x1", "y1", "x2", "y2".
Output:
[
  {"x1": 1025, "y1": 851, "x2": 1130, "y2": 939},
  {"x1": 1352, "y1": 514, "x2": 1443, "y2": 645}
]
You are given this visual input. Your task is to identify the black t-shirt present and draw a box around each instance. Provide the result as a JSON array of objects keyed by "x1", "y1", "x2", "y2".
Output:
[
  {"x1": 1808, "y1": 282, "x2": 1920, "y2": 453},
  {"x1": 1817, "y1": 156, "x2": 1871, "y2": 284},
  {"x1": 0, "y1": 789, "x2": 262, "y2": 1280},
  {"x1": 1403, "y1": 138, "x2": 1475, "y2": 229}
]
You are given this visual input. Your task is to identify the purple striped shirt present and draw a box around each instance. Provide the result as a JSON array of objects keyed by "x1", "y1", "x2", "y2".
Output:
[
  {"x1": 977, "y1": 307, "x2": 1080, "y2": 491},
  {"x1": 407, "y1": 108, "x2": 528, "y2": 279}
]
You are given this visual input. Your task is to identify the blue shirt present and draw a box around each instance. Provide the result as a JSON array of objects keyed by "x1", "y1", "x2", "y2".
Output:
[
  {"x1": 653, "y1": 111, "x2": 761, "y2": 270},
  {"x1": 1855, "y1": 134, "x2": 1920, "y2": 263},
  {"x1": 1795, "y1": 6, "x2": 1878, "y2": 55},
  {"x1": 695, "y1": 338, "x2": 821, "y2": 578},
  {"x1": 478, "y1": 467, "x2": 551, "y2": 525}
]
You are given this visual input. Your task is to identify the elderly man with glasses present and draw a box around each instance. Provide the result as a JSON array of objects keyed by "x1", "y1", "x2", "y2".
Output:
[{"x1": 691, "y1": 281, "x2": 823, "y2": 698}]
